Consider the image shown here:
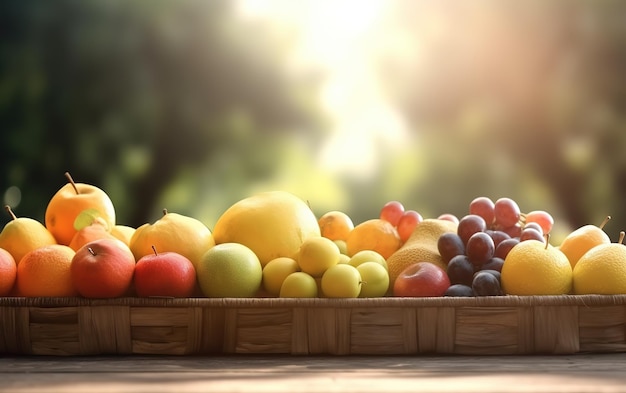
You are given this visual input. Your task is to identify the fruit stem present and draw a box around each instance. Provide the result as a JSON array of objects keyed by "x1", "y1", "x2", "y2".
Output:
[
  {"x1": 4, "y1": 205, "x2": 17, "y2": 221},
  {"x1": 87, "y1": 247, "x2": 96, "y2": 256},
  {"x1": 619, "y1": 231, "x2": 625, "y2": 245},
  {"x1": 544, "y1": 233, "x2": 550, "y2": 250},
  {"x1": 151, "y1": 245, "x2": 158, "y2": 256},
  {"x1": 600, "y1": 216, "x2": 612, "y2": 229},
  {"x1": 162, "y1": 209, "x2": 168, "y2": 216},
  {"x1": 65, "y1": 172, "x2": 80, "y2": 195}
]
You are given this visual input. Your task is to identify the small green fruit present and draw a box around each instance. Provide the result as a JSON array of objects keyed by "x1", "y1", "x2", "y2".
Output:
[{"x1": 197, "y1": 243, "x2": 262, "y2": 297}]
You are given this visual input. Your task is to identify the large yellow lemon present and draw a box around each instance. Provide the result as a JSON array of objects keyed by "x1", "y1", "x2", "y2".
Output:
[{"x1": 212, "y1": 191, "x2": 321, "y2": 266}]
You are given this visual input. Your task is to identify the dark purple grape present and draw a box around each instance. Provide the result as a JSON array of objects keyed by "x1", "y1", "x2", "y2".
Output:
[
  {"x1": 444, "y1": 284, "x2": 475, "y2": 297},
  {"x1": 457, "y1": 214, "x2": 487, "y2": 245},
  {"x1": 479, "y1": 269, "x2": 502, "y2": 285},
  {"x1": 437, "y1": 232, "x2": 465, "y2": 264},
  {"x1": 466, "y1": 232, "x2": 495, "y2": 267},
  {"x1": 487, "y1": 230, "x2": 511, "y2": 248},
  {"x1": 520, "y1": 228, "x2": 545, "y2": 243},
  {"x1": 472, "y1": 270, "x2": 502, "y2": 296},
  {"x1": 481, "y1": 257, "x2": 504, "y2": 272},
  {"x1": 494, "y1": 238, "x2": 520, "y2": 260},
  {"x1": 469, "y1": 197, "x2": 495, "y2": 226},
  {"x1": 446, "y1": 255, "x2": 475, "y2": 286},
  {"x1": 494, "y1": 197, "x2": 521, "y2": 228},
  {"x1": 501, "y1": 223, "x2": 522, "y2": 239}
]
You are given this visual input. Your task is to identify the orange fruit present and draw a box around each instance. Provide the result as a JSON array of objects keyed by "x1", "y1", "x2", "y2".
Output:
[
  {"x1": 17, "y1": 244, "x2": 78, "y2": 297},
  {"x1": 558, "y1": 219, "x2": 611, "y2": 268},
  {"x1": 501, "y1": 240, "x2": 572, "y2": 295},
  {"x1": 318, "y1": 211, "x2": 354, "y2": 241},
  {"x1": 69, "y1": 221, "x2": 117, "y2": 251},
  {"x1": 346, "y1": 218, "x2": 402, "y2": 259},
  {"x1": 0, "y1": 248, "x2": 17, "y2": 296},
  {"x1": 45, "y1": 172, "x2": 116, "y2": 246}
]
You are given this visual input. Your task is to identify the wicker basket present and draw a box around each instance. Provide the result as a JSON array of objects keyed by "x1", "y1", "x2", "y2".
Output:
[{"x1": 2, "y1": 295, "x2": 626, "y2": 356}]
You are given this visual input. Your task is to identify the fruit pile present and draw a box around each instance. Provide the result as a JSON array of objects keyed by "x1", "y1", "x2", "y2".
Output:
[{"x1": 1, "y1": 173, "x2": 626, "y2": 299}]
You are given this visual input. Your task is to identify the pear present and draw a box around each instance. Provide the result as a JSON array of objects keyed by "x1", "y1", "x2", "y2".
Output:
[
  {"x1": 559, "y1": 216, "x2": 611, "y2": 268},
  {"x1": 129, "y1": 209, "x2": 215, "y2": 269},
  {"x1": 0, "y1": 205, "x2": 57, "y2": 264}
]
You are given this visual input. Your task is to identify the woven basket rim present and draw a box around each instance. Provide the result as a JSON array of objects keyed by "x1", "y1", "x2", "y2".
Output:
[{"x1": 2, "y1": 294, "x2": 626, "y2": 308}]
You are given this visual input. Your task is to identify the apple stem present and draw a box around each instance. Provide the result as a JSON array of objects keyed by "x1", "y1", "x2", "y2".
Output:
[
  {"x1": 600, "y1": 216, "x2": 612, "y2": 230},
  {"x1": 4, "y1": 205, "x2": 17, "y2": 221},
  {"x1": 87, "y1": 247, "x2": 96, "y2": 256},
  {"x1": 619, "y1": 231, "x2": 625, "y2": 245},
  {"x1": 151, "y1": 245, "x2": 158, "y2": 256},
  {"x1": 65, "y1": 172, "x2": 80, "y2": 195},
  {"x1": 162, "y1": 209, "x2": 168, "y2": 216}
]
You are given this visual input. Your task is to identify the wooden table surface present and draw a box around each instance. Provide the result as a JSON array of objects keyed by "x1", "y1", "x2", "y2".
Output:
[{"x1": 2, "y1": 353, "x2": 626, "y2": 393}]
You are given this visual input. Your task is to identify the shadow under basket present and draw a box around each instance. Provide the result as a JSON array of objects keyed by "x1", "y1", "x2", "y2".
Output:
[{"x1": 2, "y1": 295, "x2": 626, "y2": 356}]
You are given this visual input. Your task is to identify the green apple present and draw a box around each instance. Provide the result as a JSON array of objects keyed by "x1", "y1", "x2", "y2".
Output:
[
  {"x1": 333, "y1": 239, "x2": 348, "y2": 255},
  {"x1": 321, "y1": 264, "x2": 361, "y2": 298},
  {"x1": 197, "y1": 243, "x2": 262, "y2": 297},
  {"x1": 348, "y1": 250, "x2": 388, "y2": 270},
  {"x1": 356, "y1": 261, "x2": 389, "y2": 297},
  {"x1": 279, "y1": 272, "x2": 318, "y2": 298}
]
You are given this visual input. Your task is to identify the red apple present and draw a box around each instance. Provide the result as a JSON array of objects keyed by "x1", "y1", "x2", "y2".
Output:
[
  {"x1": 134, "y1": 246, "x2": 196, "y2": 297},
  {"x1": 70, "y1": 238, "x2": 135, "y2": 298},
  {"x1": 393, "y1": 262, "x2": 451, "y2": 297}
]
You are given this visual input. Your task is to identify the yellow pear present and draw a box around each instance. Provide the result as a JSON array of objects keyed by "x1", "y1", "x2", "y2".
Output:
[
  {"x1": 0, "y1": 205, "x2": 57, "y2": 264},
  {"x1": 386, "y1": 219, "x2": 458, "y2": 285},
  {"x1": 559, "y1": 216, "x2": 611, "y2": 268},
  {"x1": 129, "y1": 209, "x2": 215, "y2": 269}
]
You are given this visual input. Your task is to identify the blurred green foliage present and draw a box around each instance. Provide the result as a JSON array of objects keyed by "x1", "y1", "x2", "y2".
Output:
[{"x1": 2, "y1": 0, "x2": 626, "y2": 244}]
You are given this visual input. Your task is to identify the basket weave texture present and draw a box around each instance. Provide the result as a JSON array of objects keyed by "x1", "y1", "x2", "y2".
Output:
[{"x1": 2, "y1": 295, "x2": 626, "y2": 356}]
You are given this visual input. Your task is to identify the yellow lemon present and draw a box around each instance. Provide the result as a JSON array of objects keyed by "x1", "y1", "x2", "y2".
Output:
[
  {"x1": 321, "y1": 264, "x2": 362, "y2": 298},
  {"x1": 279, "y1": 272, "x2": 318, "y2": 298},
  {"x1": 501, "y1": 240, "x2": 572, "y2": 295},
  {"x1": 262, "y1": 257, "x2": 300, "y2": 296},
  {"x1": 297, "y1": 236, "x2": 340, "y2": 277},
  {"x1": 573, "y1": 234, "x2": 626, "y2": 294}
]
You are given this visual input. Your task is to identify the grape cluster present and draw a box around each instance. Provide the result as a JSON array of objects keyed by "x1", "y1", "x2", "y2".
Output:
[
  {"x1": 439, "y1": 197, "x2": 554, "y2": 297},
  {"x1": 379, "y1": 201, "x2": 423, "y2": 243}
]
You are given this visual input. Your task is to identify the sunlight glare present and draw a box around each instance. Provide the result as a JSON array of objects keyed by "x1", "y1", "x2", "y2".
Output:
[{"x1": 237, "y1": 0, "x2": 410, "y2": 180}]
